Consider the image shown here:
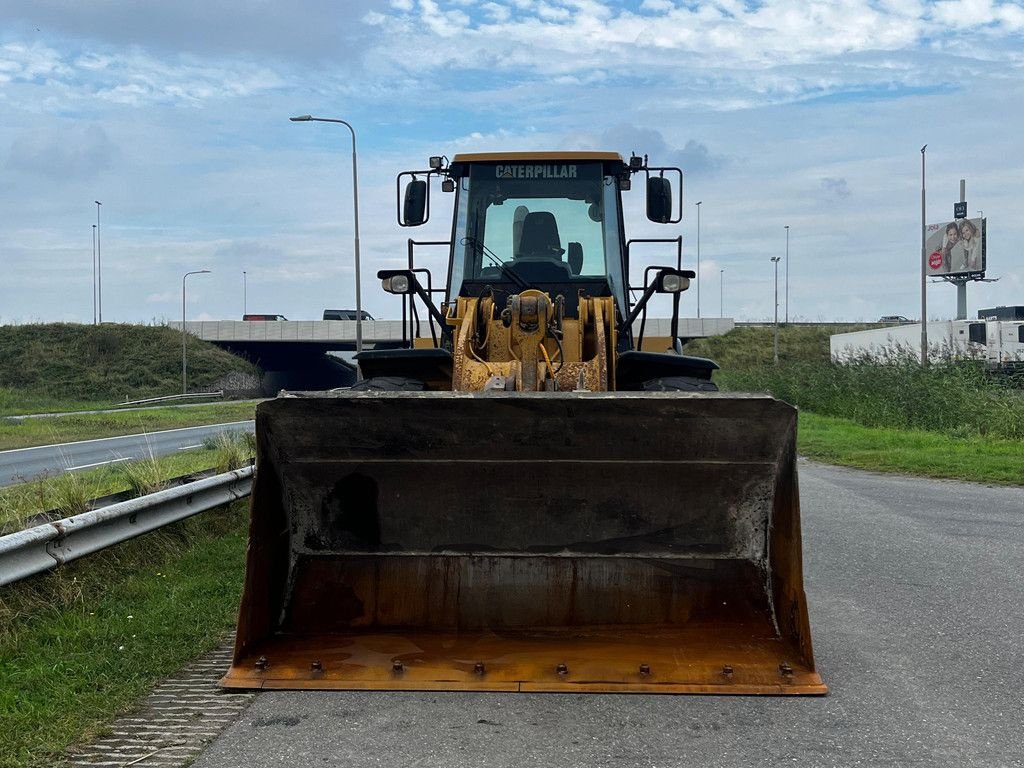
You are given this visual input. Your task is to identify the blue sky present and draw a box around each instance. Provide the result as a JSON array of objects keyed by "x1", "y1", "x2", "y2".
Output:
[{"x1": 2, "y1": 0, "x2": 1023, "y2": 324}]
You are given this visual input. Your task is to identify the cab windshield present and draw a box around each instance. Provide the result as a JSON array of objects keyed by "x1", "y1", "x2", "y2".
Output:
[{"x1": 449, "y1": 161, "x2": 625, "y2": 306}]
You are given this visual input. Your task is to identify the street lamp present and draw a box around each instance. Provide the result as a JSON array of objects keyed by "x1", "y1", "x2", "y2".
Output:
[
  {"x1": 182, "y1": 270, "x2": 211, "y2": 394},
  {"x1": 719, "y1": 268, "x2": 724, "y2": 318},
  {"x1": 695, "y1": 201, "x2": 702, "y2": 318},
  {"x1": 784, "y1": 225, "x2": 790, "y2": 324},
  {"x1": 771, "y1": 256, "x2": 781, "y2": 364},
  {"x1": 92, "y1": 224, "x2": 97, "y2": 325},
  {"x1": 94, "y1": 201, "x2": 102, "y2": 323},
  {"x1": 243, "y1": 270, "x2": 247, "y2": 316},
  {"x1": 290, "y1": 114, "x2": 364, "y2": 357},
  {"x1": 920, "y1": 145, "x2": 928, "y2": 365}
]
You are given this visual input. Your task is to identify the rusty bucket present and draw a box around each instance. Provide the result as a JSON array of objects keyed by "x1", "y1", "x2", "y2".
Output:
[{"x1": 221, "y1": 391, "x2": 826, "y2": 695}]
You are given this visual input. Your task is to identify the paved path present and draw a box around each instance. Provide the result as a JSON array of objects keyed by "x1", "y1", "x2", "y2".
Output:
[
  {"x1": 191, "y1": 462, "x2": 1024, "y2": 768},
  {"x1": 64, "y1": 640, "x2": 255, "y2": 767},
  {"x1": 0, "y1": 421, "x2": 255, "y2": 487}
]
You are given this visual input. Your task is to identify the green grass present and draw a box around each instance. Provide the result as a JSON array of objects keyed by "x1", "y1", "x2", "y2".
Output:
[
  {"x1": 0, "y1": 401, "x2": 257, "y2": 451},
  {"x1": 798, "y1": 412, "x2": 1024, "y2": 484},
  {"x1": 0, "y1": 323, "x2": 259, "y2": 414},
  {"x1": 688, "y1": 324, "x2": 1024, "y2": 482},
  {"x1": 0, "y1": 389, "x2": 114, "y2": 417},
  {"x1": 0, "y1": 505, "x2": 249, "y2": 768},
  {"x1": 718, "y1": 359, "x2": 1023, "y2": 440}
]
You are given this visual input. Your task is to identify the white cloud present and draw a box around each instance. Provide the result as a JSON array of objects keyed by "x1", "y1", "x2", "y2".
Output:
[
  {"x1": 482, "y1": 2, "x2": 512, "y2": 21},
  {"x1": 0, "y1": 42, "x2": 70, "y2": 81}
]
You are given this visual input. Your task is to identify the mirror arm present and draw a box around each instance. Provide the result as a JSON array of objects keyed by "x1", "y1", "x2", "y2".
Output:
[{"x1": 619, "y1": 281, "x2": 660, "y2": 339}]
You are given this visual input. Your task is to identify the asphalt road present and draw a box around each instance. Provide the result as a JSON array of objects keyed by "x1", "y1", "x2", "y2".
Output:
[
  {"x1": 194, "y1": 462, "x2": 1024, "y2": 768},
  {"x1": 0, "y1": 421, "x2": 255, "y2": 487}
]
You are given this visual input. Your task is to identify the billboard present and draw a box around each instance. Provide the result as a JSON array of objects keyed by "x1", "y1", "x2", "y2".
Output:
[{"x1": 926, "y1": 217, "x2": 986, "y2": 277}]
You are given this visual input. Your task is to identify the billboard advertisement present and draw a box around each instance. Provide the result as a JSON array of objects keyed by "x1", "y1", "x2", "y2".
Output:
[{"x1": 926, "y1": 217, "x2": 986, "y2": 277}]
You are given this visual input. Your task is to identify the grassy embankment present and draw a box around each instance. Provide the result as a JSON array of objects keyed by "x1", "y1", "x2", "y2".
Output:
[
  {"x1": 0, "y1": 323, "x2": 259, "y2": 416},
  {"x1": 687, "y1": 325, "x2": 1024, "y2": 484}
]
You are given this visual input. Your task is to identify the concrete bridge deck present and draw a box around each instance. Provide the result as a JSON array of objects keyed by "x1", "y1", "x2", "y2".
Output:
[{"x1": 171, "y1": 318, "x2": 734, "y2": 349}]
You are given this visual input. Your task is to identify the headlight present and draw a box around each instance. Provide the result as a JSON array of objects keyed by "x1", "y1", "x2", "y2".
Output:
[
  {"x1": 382, "y1": 274, "x2": 411, "y2": 294},
  {"x1": 660, "y1": 273, "x2": 690, "y2": 293}
]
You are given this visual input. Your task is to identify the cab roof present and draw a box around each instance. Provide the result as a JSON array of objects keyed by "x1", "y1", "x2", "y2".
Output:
[
  {"x1": 451, "y1": 151, "x2": 623, "y2": 163},
  {"x1": 448, "y1": 151, "x2": 626, "y2": 178}
]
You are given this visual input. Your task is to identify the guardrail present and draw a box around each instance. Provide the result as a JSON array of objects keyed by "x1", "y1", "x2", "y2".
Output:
[
  {"x1": 0, "y1": 465, "x2": 254, "y2": 587},
  {"x1": 118, "y1": 391, "x2": 224, "y2": 407}
]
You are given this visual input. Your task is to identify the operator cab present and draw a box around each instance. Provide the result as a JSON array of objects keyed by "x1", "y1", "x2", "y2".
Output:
[
  {"x1": 387, "y1": 151, "x2": 686, "y2": 353},
  {"x1": 445, "y1": 154, "x2": 628, "y2": 318}
]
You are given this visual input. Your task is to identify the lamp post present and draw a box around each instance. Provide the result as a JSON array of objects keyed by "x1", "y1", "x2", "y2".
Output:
[
  {"x1": 182, "y1": 270, "x2": 211, "y2": 394},
  {"x1": 695, "y1": 201, "x2": 702, "y2": 318},
  {"x1": 290, "y1": 114, "x2": 364, "y2": 357},
  {"x1": 920, "y1": 145, "x2": 928, "y2": 365},
  {"x1": 784, "y1": 225, "x2": 790, "y2": 324},
  {"x1": 771, "y1": 256, "x2": 781, "y2": 364},
  {"x1": 94, "y1": 201, "x2": 102, "y2": 323},
  {"x1": 92, "y1": 224, "x2": 97, "y2": 325},
  {"x1": 243, "y1": 271, "x2": 247, "y2": 316},
  {"x1": 719, "y1": 268, "x2": 724, "y2": 318}
]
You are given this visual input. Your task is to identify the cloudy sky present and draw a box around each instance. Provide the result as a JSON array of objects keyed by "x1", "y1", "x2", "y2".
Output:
[{"x1": 2, "y1": 0, "x2": 1022, "y2": 325}]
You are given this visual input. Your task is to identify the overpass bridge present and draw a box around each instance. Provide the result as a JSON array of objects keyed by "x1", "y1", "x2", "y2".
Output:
[{"x1": 171, "y1": 318, "x2": 734, "y2": 391}]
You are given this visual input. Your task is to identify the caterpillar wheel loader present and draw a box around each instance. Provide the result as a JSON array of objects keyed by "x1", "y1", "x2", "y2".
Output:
[{"x1": 221, "y1": 151, "x2": 826, "y2": 695}]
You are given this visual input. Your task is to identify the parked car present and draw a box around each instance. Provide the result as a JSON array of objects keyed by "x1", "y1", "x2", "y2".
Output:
[
  {"x1": 243, "y1": 314, "x2": 288, "y2": 321},
  {"x1": 878, "y1": 315, "x2": 911, "y2": 323},
  {"x1": 323, "y1": 309, "x2": 375, "y2": 321}
]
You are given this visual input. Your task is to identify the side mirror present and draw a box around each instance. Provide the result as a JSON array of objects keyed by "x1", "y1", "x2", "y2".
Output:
[
  {"x1": 646, "y1": 177, "x2": 672, "y2": 223},
  {"x1": 403, "y1": 179, "x2": 427, "y2": 226}
]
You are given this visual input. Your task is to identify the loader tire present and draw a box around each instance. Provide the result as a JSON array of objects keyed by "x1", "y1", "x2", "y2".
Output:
[
  {"x1": 642, "y1": 376, "x2": 718, "y2": 392},
  {"x1": 350, "y1": 376, "x2": 426, "y2": 391}
]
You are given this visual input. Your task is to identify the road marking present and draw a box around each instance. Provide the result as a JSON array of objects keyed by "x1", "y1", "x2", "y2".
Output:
[
  {"x1": 177, "y1": 444, "x2": 204, "y2": 450},
  {"x1": 63, "y1": 457, "x2": 132, "y2": 472},
  {"x1": 0, "y1": 421, "x2": 254, "y2": 455}
]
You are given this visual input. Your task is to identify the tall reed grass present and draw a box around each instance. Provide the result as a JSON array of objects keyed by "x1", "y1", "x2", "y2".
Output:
[{"x1": 718, "y1": 352, "x2": 1024, "y2": 440}]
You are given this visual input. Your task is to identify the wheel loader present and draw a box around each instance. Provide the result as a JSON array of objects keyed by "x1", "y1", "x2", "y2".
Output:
[{"x1": 221, "y1": 151, "x2": 827, "y2": 695}]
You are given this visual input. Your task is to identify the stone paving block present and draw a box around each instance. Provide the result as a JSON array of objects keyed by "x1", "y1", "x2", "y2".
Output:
[{"x1": 62, "y1": 637, "x2": 256, "y2": 767}]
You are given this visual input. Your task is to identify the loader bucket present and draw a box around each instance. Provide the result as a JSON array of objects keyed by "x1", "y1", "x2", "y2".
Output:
[{"x1": 222, "y1": 391, "x2": 826, "y2": 695}]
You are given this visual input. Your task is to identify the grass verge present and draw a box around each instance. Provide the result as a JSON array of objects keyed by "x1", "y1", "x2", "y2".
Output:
[
  {"x1": 0, "y1": 435, "x2": 256, "y2": 534},
  {"x1": 0, "y1": 401, "x2": 258, "y2": 451},
  {"x1": 798, "y1": 411, "x2": 1024, "y2": 484},
  {"x1": 0, "y1": 324, "x2": 259, "y2": 410},
  {"x1": 0, "y1": 504, "x2": 249, "y2": 768}
]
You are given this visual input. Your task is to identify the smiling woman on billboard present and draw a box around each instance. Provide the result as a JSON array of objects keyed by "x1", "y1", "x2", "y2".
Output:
[{"x1": 959, "y1": 219, "x2": 982, "y2": 271}]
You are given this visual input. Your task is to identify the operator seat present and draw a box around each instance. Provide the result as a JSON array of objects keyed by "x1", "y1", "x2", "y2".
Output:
[{"x1": 516, "y1": 212, "x2": 566, "y2": 261}]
